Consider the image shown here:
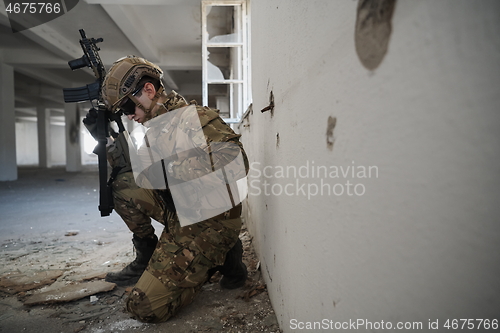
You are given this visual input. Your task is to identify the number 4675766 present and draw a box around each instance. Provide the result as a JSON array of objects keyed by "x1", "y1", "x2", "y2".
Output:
[
  {"x1": 444, "y1": 319, "x2": 498, "y2": 330},
  {"x1": 5, "y1": 3, "x2": 61, "y2": 14}
]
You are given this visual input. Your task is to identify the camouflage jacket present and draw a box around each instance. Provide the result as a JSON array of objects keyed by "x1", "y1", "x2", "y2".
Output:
[
  {"x1": 109, "y1": 90, "x2": 248, "y2": 189},
  {"x1": 130, "y1": 91, "x2": 248, "y2": 225}
]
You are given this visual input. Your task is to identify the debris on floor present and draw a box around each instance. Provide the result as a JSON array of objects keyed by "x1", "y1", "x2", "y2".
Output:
[
  {"x1": 24, "y1": 280, "x2": 116, "y2": 306},
  {"x1": 0, "y1": 167, "x2": 282, "y2": 333},
  {"x1": 0, "y1": 270, "x2": 64, "y2": 294},
  {"x1": 0, "y1": 226, "x2": 282, "y2": 333}
]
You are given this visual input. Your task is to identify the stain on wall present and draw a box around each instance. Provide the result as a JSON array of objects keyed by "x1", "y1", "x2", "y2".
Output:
[
  {"x1": 326, "y1": 116, "x2": 336, "y2": 150},
  {"x1": 355, "y1": 0, "x2": 396, "y2": 70},
  {"x1": 69, "y1": 109, "x2": 80, "y2": 145}
]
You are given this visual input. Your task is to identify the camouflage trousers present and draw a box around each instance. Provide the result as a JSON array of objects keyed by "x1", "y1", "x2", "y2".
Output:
[
  {"x1": 111, "y1": 172, "x2": 242, "y2": 322},
  {"x1": 112, "y1": 171, "x2": 164, "y2": 238}
]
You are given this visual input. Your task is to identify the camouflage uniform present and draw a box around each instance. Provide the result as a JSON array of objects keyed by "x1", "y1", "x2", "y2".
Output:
[
  {"x1": 107, "y1": 125, "x2": 163, "y2": 238},
  {"x1": 109, "y1": 91, "x2": 248, "y2": 322},
  {"x1": 111, "y1": 171, "x2": 162, "y2": 238}
]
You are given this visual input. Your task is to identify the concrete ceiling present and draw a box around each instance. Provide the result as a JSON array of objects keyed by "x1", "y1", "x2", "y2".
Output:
[{"x1": 0, "y1": 0, "x2": 208, "y2": 122}]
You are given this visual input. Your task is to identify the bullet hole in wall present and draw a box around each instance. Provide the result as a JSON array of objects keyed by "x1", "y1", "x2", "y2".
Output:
[
  {"x1": 326, "y1": 116, "x2": 336, "y2": 151},
  {"x1": 355, "y1": 0, "x2": 396, "y2": 70}
]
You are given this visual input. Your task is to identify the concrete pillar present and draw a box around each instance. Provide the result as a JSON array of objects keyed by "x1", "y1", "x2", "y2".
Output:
[
  {"x1": 0, "y1": 63, "x2": 17, "y2": 181},
  {"x1": 64, "y1": 102, "x2": 82, "y2": 172},
  {"x1": 37, "y1": 105, "x2": 52, "y2": 168}
]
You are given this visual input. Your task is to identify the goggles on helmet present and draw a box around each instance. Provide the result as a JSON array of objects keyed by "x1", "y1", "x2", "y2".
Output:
[{"x1": 118, "y1": 84, "x2": 144, "y2": 115}]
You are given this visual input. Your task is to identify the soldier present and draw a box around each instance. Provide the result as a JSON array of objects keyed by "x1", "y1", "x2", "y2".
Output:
[{"x1": 93, "y1": 55, "x2": 248, "y2": 322}]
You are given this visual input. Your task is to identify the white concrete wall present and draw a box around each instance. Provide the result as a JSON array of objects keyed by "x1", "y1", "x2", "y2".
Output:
[
  {"x1": 16, "y1": 122, "x2": 66, "y2": 166},
  {"x1": 241, "y1": 1, "x2": 500, "y2": 331},
  {"x1": 50, "y1": 124, "x2": 66, "y2": 165},
  {"x1": 16, "y1": 122, "x2": 38, "y2": 165}
]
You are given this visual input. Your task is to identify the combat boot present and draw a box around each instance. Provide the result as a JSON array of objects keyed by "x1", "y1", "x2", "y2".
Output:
[
  {"x1": 105, "y1": 234, "x2": 158, "y2": 286},
  {"x1": 218, "y1": 238, "x2": 248, "y2": 289}
]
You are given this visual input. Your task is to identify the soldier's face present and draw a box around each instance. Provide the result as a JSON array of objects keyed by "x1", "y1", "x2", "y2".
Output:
[
  {"x1": 126, "y1": 83, "x2": 158, "y2": 124},
  {"x1": 127, "y1": 107, "x2": 146, "y2": 123},
  {"x1": 126, "y1": 86, "x2": 152, "y2": 123}
]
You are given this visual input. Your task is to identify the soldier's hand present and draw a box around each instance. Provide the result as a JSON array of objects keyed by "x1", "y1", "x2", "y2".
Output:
[
  {"x1": 83, "y1": 108, "x2": 98, "y2": 139},
  {"x1": 108, "y1": 110, "x2": 122, "y2": 123},
  {"x1": 83, "y1": 108, "x2": 98, "y2": 125}
]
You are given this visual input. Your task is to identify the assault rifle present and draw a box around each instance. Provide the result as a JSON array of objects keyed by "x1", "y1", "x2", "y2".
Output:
[{"x1": 62, "y1": 29, "x2": 118, "y2": 216}]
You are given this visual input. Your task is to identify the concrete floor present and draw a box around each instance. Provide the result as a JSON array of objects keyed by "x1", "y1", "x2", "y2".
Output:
[
  {"x1": 0, "y1": 165, "x2": 136, "y2": 244},
  {"x1": 0, "y1": 166, "x2": 280, "y2": 333}
]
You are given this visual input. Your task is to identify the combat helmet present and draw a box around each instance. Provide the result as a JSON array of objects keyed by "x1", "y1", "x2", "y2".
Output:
[{"x1": 101, "y1": 55, "x2": 164, "y2": 113}]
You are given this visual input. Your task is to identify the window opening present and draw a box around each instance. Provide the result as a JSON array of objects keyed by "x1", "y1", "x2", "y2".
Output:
[{"x1": 202, "y1": 1, "x2": 251, "y2": 124}]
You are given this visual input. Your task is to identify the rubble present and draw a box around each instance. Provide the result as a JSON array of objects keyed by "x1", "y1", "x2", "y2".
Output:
[
  {"x1": 0, "y1": 226, "x2": 282, "y2": 333},
  {"x1": 0, "y1": 167, "x2": 282, "y2": 332},
  {"x1": 0, "y1": 270, "x2": 64, "y2": 294},
  {"x1": 24, "y1": 281, "x2": 116, "y2": 305}
]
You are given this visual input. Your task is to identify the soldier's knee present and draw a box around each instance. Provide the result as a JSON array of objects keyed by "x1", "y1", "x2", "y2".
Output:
[
  {"x1": 126, "y1": 287, "x2": 159, "y2": 323},
  {"x1": 126, "y1": 287, "x2": 178, "y2": 323},
  {"x1": 126, "y1": 271, "x2": 177, "y2": 323}
]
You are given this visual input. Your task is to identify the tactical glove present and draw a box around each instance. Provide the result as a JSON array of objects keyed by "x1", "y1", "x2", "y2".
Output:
[{"x1": 83, "y1": 108, "x2": 98, "y2": 139}]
